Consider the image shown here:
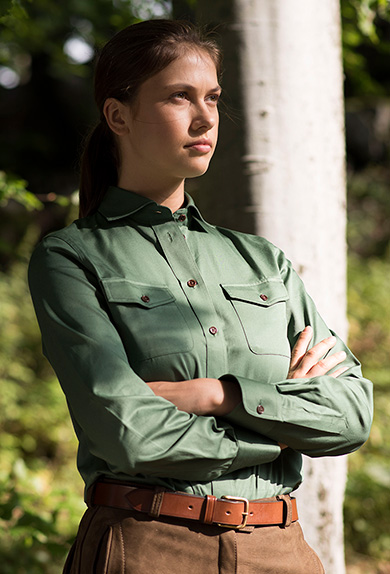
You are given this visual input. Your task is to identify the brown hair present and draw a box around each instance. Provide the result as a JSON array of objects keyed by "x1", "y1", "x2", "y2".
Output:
[{"x1": 79, "y1": 19, "x2": 222, "y2": 218}]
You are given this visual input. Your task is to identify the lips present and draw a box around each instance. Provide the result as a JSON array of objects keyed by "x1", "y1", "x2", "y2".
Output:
[{"x1": 184, "y1": 139, "x2": 213, "y2": 152}]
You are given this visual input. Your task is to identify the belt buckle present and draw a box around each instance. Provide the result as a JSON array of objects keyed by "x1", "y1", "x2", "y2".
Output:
[{"x1": 217, "y1": 495, "x2": 249, "y2": 530}]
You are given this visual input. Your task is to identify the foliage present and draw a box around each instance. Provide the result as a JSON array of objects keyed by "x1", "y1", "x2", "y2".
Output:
[
  {"x1": 0, "y1": 463, "x2": 84, "y2": 574},
  {"x1": 342, "y1": 3, "x2": 390, "y2": 558},
  {"x1": 345, "y1": 253, "x2": 390, "y2": 564},
  {"x1": 0, "y1": 0, "x2": 170, "y2": 77},
  {"x1": 0, "y1": 232, "x2": 84, "y2": 573},
  {"x1": 348, "y1": 254, "x2": 390, "y2": 367},
  {"x1": 0, "y1": 171, "x2": 43, "y2": 210},
  {"x1": 345, "y1": 454, "x2": 390, "y2": 562},
  {"x1": 341, "y1": 0, "x2": 390, "y2": 96},
  {"x1": 344, "y1": 364, "x2": 390, "y2": 564},
  {"x1": 0, "y1": 174, "x2": 74, "y2": 271},
  {"x1": 347, "y1": 166, "x2": 390, "y2": 258}
]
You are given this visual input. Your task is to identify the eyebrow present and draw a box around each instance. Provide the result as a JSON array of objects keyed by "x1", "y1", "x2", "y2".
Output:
[{"x1": 165, "y1": 83, "x2": 222, "y2": 93}]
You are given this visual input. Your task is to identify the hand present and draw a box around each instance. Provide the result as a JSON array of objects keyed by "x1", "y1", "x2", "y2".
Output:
[
  {"x1": 288, "y1": 326, "x2": 348, "y2": 379},
  {"x1": 146, "y1": 378, "x2": 242, "y2": 416}
]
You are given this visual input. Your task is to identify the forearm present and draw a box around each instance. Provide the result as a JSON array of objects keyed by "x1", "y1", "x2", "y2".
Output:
[
  {"x1": 146, "y1": 378, "x2": 242, "y2": 416},
  {"x1": 147, "y1": 379, "x2": 290, "y2": 450}
]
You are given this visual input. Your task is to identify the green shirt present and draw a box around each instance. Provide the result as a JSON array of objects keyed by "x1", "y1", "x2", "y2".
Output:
[{"x1": 28, "y1": 186, "x2": 373, "y2": 500}]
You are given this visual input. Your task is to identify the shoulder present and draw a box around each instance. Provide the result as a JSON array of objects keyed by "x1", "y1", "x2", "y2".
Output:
[
  {"x1": 28, "y1": 217, "x2": 99, "y2": 284},
  {"x1": 30, "y1": 214, "x2": 99, "y2": 261},
  {"x1": 203, "y1": 220, "x2": 289, "y2": 270}
]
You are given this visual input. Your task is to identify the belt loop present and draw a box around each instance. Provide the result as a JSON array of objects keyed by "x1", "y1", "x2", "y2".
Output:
[
  {"x1": 148, "y1": 487, "x2": 166, "y2": 518},
  {"x1": 277, "y1": 495, "x2": 293, "y2": 528},
  {"x1": 202, "y1": 495, "x2": 217, "y2": 524}
]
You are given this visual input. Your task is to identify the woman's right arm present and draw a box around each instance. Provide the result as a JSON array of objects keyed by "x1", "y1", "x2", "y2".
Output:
[{"x1": 28, "y1": 236, "x2": 281, "y2": 480}]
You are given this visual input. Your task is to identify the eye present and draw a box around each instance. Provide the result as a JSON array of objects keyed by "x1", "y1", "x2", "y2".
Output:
[
  {"x1": 207, "y1": 93, "x2": 221, "y2": 104},
  {"x1": 171, "y1": 91, "x2": 188, "y2": 101}
]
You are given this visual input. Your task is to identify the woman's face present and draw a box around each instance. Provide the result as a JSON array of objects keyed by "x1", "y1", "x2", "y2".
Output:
[{"x1": 117, "y1": 48, "x2": 221, "y2": 190}]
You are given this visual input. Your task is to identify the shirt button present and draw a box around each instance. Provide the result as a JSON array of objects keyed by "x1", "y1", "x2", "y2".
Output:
[
  {"x1": 187, "y1": 279, "x2": 198, "y2": 288},
  {"x1": 178, "y1": 214, "x2": 186, "y2": 222},
  {"x1": 209, "y1": 326, "x2": 218, "y2": 335},
  {"x1": 260, "y1": 294, "x2": 268, "y2": 301},
  {"x1": 256, "y1": 405, "x2": 265, "y2": 415},
  {"x1": 141, "y1": 295, "x2": 150, "y2": 303}
]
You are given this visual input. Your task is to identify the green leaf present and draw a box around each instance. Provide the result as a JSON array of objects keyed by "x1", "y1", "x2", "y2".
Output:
[{"x1": 0, "y1": 172, "x2": 43, "y2": 210}]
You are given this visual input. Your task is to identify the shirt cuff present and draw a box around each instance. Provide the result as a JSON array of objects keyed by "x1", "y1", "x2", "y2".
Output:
[{"x1": 221, "y1": 374, "x2": 282, "y2": 431}]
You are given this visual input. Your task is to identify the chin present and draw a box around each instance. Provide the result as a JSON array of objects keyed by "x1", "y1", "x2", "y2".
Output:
[{"x1": 184, "y1": 160, "x2": 213, "y2": 179}]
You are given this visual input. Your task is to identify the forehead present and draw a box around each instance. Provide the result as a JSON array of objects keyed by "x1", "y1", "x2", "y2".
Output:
[{"x1": 141, "y1": 49, "x2": 219, "y2": 92}]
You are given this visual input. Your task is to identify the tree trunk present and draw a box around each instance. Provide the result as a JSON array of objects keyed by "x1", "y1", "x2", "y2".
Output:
[{"x1": 173, "y1": 0, "x2": 348, "y2": 572}]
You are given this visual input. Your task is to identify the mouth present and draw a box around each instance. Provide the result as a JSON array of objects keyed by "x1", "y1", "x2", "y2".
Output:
[{"x1": 184, "y1": 139, "x2": 213, "y2": 153}]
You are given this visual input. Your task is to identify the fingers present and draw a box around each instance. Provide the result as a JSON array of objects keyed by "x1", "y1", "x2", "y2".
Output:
[
  {"x1": 289, "y1": 326, "x2": 313, "y2": 371},
  {"x1": 307, "y1": 349, "x2": 347, "y2": 377},
  {"x1": 298, "y1": 335, "x2": 337, "y2": 373},
  {"x1": 288, "y1": 328, "x2": 348, "y2": 379}
]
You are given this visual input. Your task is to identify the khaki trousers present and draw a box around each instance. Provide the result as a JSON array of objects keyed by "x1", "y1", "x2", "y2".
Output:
[{"x1": 64, "y1": 504, "x2": 325, "y2": 574}]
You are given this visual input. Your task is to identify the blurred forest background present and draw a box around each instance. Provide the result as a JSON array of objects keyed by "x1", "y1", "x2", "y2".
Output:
[{"x1": 0, "y1": 0, "x2": 389, "y2": 572}]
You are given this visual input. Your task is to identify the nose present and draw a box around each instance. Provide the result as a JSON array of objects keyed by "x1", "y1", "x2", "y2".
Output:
[{"x1": 190, "y1": 101, "x2": 218, "y2": 132}]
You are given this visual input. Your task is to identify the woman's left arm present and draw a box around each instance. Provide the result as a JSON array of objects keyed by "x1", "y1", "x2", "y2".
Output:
[{"x1": 220, "y1": 254, "x2": 373, "y2": 457}]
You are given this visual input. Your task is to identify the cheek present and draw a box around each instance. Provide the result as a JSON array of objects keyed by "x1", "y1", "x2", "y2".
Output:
[
  {"x1": 134, "y1": 124, "x2": 172, "y2": 151},
  {"x1": 154, "y1": 123, "x2": 185, "y2": 148},
  {"x1": 137, "y1": 103, "x2": 190, "y2": 126}
]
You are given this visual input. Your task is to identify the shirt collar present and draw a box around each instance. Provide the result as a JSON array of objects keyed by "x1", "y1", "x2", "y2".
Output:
[{"x1": 98, "y1": 186, "x2": 206, "y2": 225}]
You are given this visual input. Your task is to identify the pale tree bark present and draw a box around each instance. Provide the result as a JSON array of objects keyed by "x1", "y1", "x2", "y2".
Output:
[{"x1": 173, "y1": 0, "x2": 348, "y2": 572}]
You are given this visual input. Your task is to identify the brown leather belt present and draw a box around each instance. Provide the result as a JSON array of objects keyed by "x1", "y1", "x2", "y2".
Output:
[{"x1": 92, "y1": 482, "x2": 298, "y2": 529}]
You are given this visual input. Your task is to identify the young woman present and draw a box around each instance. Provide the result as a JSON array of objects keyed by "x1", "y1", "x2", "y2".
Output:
[{"x1": 29, "y1": 19, "x2": 373, "y2": 574}]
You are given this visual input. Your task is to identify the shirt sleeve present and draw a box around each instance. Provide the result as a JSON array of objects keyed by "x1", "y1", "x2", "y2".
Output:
[
  {"x1": 221, "y1": 250, "x2": 373, "y2": 457},
  {"x1": 28, "y1": 236, "x2": 281, "y2": 482}
]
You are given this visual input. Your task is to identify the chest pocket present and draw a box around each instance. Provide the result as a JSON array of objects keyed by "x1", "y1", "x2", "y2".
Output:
[
  {"x1": 100, "y1": 278, "x2": 193, "y2": 361},
  {"x1": 222, "y1": 280, "x2": 291, "y2": 357}
]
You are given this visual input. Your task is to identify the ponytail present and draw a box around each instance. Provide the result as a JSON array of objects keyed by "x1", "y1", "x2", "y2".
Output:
[{"x1": 79, "y1": 120, "x2": 118, "y2": 218}]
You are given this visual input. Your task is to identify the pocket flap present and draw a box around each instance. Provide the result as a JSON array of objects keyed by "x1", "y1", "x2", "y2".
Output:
[
  {"x1": 222, "y1": 280, "x2": 289, "y2": 306},
  {"x1": 100, "y1": 278, "x2": 175, "y2": 308}
]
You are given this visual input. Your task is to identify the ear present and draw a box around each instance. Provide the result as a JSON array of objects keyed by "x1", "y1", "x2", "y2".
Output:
[{"x1": 103, "y1": 98, "x2": 130, "y2": 136}]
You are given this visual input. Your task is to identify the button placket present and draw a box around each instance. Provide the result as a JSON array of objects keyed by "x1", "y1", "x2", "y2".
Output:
[
  {"x1": 175, "y1": 213, "x2": 188, "y2": 239},
  {"x1": 151, "y1": 221, "x2": 228, "y2": 376}
]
